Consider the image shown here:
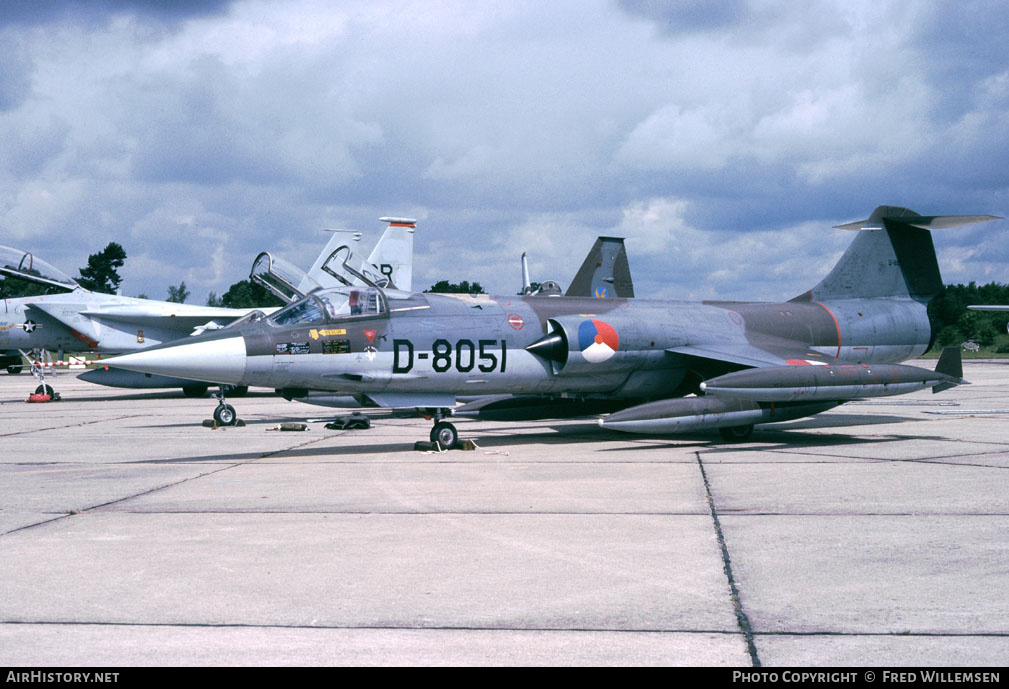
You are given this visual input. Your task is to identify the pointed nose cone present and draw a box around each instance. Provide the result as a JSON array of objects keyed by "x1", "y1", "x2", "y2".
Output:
[
  {"x1": 525, "y1": 331, "x2": 567, "y2": 363},
  {"x1": 105, "y1": 336, "x2": 248, "y2": 385}
]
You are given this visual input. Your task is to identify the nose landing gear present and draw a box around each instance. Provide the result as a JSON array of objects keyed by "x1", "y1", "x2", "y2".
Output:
[{"x1": 212, "y1": 387, "x2": 239, "y2": 426}]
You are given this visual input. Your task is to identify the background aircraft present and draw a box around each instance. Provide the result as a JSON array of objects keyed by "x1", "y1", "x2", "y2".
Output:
[
  {"x1": 521, "y1": 236, "x2": 634, "y2": 298},
  {"x1": 78, "y1": 217, "x2": 417, "y2": 395},
  {"x1": 106, "y1": 205, "x2": 992, "y2": 445},
  {"x1": 0, "y1": 245, "x2": 275, "y2": 395}
]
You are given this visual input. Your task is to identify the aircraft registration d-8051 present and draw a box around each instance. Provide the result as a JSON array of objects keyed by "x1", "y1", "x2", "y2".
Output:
[{"x1": 107, "y1": 206, "x2": 998, "y2": 447}]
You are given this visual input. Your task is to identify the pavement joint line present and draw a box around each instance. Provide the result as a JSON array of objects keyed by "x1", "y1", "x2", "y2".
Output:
[
  {"x1": 764, "y1": 450, "x2": 1009, "y2": 464},
  {"x1": 0, "y1": 620, "x2": 750, "y2": 634},
  {"x1": 0, "y1": 413, "x2": 146, "y2": 438},
  {"x1": 2, "y1": 620, "x2": 1007, "y2": 637},
  {"x1": 252, "y1": 434, "x2": 335, "y2": 460},
  {"x1": 695, "y1": 450, "x2": 761, "y2": 667},
  {"x1": 0, "y1": 436, "x2": 334, "y2": 537},
  {"x1": 94, "y1": 510, "x2": 717, "y2": 516},
  {"x1": 750, "y1": 631, "x2": 1009, "y2": 637}
]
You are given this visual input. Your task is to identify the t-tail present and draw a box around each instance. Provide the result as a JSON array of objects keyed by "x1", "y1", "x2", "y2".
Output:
[{"x1": 794, "y1": 205, "x2": 1000, "y2": 304}]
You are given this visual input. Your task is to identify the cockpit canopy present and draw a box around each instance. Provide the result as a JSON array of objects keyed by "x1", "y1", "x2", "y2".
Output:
[
  {"x1": 0, "y1": 245, "x2": 79, "y2": 290},
  {"x1": 269, "y1": 286, "x2": 387, "y2": 326}
]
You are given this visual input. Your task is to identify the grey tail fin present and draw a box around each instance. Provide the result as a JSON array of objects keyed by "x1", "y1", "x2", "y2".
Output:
[
  {"x1": 565, "y1": 236, "x2": 635, "y2": 299},
  {"x1": 932, "y1": 346, "x2": 966, "y2": 393},
  {"x1": 792, "y1": 206, "x2": 1000, "y2": 304}
]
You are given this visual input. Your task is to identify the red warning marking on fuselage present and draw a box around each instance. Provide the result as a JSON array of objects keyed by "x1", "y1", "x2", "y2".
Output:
[{"x1": 507, "y1": 314, "x2": 524, "y2": 330}]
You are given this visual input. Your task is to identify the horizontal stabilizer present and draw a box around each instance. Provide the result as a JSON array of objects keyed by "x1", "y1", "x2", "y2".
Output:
[
  {"x1": 802, "y1": 205, "x2": 1000, "y2": 303},
  {"x1": 835, "y1": 208, "x2": 1001, "y2": 231}
]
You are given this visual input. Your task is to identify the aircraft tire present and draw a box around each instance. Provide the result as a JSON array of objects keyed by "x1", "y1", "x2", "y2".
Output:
[
  {"x1": 34, "y1": 383, "x2": 55, "y2": 396},
  {"x1": 214, "y1": 403, "x2": 238, "y2": 426},
  {"x1": 7, "y1": 364, "x2": 22, "y2": 375},
  {"x1": 430, "y1": 421, "x2": 459, "y2": 449},
  {"x1": 718, "y1": 424, "x2": 754, "y2": 442},
  {"x1": 182, "y1": 384, "x2": 209, "y2": 398}
]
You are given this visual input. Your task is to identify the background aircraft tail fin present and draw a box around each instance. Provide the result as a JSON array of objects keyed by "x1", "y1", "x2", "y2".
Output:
[
  {"x1": 366, "y1": 218, "x2": 415, "y2": 291},
  {"x1": 793, "y1": 206, "x2": 1000, "y2": 303},
  {"x1": 565, "y1": 236, "x2": 634, "y2": 299}
]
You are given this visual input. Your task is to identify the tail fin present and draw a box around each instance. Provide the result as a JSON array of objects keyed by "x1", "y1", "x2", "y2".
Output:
[
  {"x1": 565, "y1": 236, "x2": 635, "y2": 299},
  {"x1": 794, "y1": 206, "x2": 1000, "y2": 303},
  {"x1": 366, "y1": 217, "x2": 415, "y2": 291},
  {"x1": 933, "y1": 346, "x2": 966, "y2": 393},
  {"x1": 304, "y1": 217, "x2": 416, "y2": 292}
]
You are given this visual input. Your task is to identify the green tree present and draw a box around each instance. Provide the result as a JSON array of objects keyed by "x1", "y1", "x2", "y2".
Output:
[
  {"x1": 206, "y1": 291, "x2": 222, "y2": 307},
  {"x1": 425, "y1": 280, "x2": 485, "y2": 294},
  {"x1": 77, "y1": 242, "x2": 127, "y2": 293},
  {"x1": 0, "y1": 276, "x2": 51, "y2": 298},
  {"x1": 218, "y1": 280, "x2": 285, "y2": 309},
  {"x1": 166, "y1": 281, "x2": 190, "y2": 304}
]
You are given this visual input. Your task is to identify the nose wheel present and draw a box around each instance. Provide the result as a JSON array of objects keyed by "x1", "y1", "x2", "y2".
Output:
[
  {"x1": 430, "y1": 421, "x2": 459, "y2": 449},
  {"x1": 212, "y1": 387, "x2": 239, "y2": 426},
  {"x1": 214, "y1": 403, "x2": 237, "y2": 426}
]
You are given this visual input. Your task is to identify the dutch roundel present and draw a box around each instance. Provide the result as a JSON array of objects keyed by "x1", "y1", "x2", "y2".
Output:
[{"x1": 578, "y1": 319, "x2": 619, "y2": 363}]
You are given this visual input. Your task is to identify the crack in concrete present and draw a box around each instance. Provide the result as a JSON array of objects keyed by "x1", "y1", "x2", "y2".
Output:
[{"x1": 696, "y1": 450, "x2": 761, "y2": 667}]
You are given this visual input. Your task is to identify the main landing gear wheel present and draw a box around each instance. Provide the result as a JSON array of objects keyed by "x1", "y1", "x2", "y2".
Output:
[
  {"x1": 7, "y1": 364, "x2": 22, "y2": 375},
  {"x1": 214, "y1": 403, "x2": 237, "y2": 426},
  {"x1": 430, "y1": 421, "x2": 459, "y2": 449},
  {"x1": 718, "y1": 424, "x2": 754, "y2": 442},
  {"x1": 223, "y1": 384, "x2": 249, "y2": 397}
]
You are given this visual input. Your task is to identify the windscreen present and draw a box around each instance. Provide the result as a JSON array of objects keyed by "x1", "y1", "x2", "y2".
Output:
[
  {"x1": 0, "y1": 245, "x2": 79, "y2": 289},
  {"x1": 269, "y1": 286, "x2": 385, "y2": 326}
]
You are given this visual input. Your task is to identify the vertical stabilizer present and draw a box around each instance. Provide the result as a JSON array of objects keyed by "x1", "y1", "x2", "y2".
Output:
[
  {"x1": 565, "y1": 237, "x2": 635, "y2": 299},
  {"x1": 796, "y1": 206, "x2": 999, "y2": 303}
]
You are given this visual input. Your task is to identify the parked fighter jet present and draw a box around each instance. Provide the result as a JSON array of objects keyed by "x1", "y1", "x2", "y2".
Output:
[
  {"x1": 521, "y1": 236, "x2": 634, "y2": 298},
  {"x1": 105, "y1": 206, "x2": 997, "y2": 445},
  {"x1": 282, "y1": 230, "x2": 635, "y2": 410},
  {"x1": 79, "y1": 217, "x2": 417, "y2": 394},
  {"x1": 0, "y1": 245, "x2": 279, "y2": 395}
]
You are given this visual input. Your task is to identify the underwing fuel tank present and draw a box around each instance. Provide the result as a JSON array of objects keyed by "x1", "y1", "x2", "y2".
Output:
[
  {"x1": 599, "y1": 397, "x2": 840, "y2": 434},
  {"x1": 698, "y1": 361, "x2": 965, "y2": 402}
]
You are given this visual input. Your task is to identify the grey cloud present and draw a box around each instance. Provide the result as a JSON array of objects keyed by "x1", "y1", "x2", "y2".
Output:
[
  {"x1": 0, "y1": 0, "x2": 234, "y2": 28},
  {"x1": 2, "y1": 1, "x2": 1009, "y2": 304},
  {"x1": 617, "y1": 0, "x2": 748, "y2": 34}
]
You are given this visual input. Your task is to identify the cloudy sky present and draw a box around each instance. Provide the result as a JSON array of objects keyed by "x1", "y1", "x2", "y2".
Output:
[{"x1": 3, "y1": 0, "x2": 1009, "y2": 303}]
